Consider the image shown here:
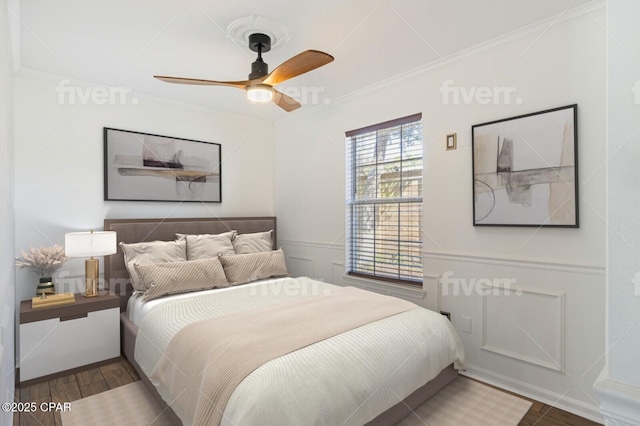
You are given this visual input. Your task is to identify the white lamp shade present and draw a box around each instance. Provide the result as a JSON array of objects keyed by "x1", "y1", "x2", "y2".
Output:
[{"x1": 65, "y1": 231, "x2": 117, "y2": 258}]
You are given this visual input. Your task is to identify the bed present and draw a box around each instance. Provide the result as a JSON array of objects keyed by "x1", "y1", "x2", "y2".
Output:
[{"x1": 105, "y1": 217, "x2": 464, "y2": 425}]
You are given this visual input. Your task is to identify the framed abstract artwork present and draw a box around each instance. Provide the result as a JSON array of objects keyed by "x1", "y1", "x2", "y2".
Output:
[
  {"x1": 472, "y1": 104, "x2": 578, "y2": 227},
  {"x1": 104, "y1": 128, "x2": 221, "y2": 202}
]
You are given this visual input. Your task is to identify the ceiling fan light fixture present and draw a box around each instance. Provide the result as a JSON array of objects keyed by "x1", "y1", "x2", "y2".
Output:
[
  {"x1": 246, "y1": 84, "x2": 273, "y2": 103},
  {"x1": 155, "y1": 32, "x2": 333, "y2": 112}
]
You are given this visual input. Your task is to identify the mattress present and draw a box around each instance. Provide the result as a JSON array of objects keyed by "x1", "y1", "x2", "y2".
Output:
[{"x1": 133, "y1": 277, "x2": 465, "y2": 425}]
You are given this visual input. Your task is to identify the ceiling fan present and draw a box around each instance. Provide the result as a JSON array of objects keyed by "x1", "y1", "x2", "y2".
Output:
[{"x1": 154, "y1": 33, "x2": 334, "y2": 112}]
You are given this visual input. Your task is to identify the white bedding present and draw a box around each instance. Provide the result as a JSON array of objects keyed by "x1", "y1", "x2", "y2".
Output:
[
  {"x1": 134, "y1": 277, "x2": 465, "y2": 426},
  {"x1": 126, "y1": 277, "x2": 278, "y2": 326}
]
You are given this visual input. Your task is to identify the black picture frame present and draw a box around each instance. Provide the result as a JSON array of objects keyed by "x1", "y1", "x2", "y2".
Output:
[
  {"x1": 472, "y1": 104, "x2": 578, "y2": 227},
  {"x1": 104, "y1": 128, "x2": 222, "y2": 202}
]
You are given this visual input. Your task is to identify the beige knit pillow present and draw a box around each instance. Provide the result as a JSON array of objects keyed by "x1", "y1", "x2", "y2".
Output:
[
  {"x1": 233, "y1": 230, "x2": 273, "y2": 254},
  {"x1": 179, "y1": 231, "x2": 237, "y2": 260},
  {"x1": 219, "y1": 248, "x2": 289, "y2": 286},
  {"x1": 120, "y1": 239, "x2": 187, "y2": 292},
  {"x1": 135, "y1": 257, "x2": 229, "y2": 301}
]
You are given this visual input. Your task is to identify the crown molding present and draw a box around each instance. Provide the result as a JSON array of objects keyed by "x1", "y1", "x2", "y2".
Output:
[{"x1": 276, "y1": 0, "x2": 606, "y2": 126}]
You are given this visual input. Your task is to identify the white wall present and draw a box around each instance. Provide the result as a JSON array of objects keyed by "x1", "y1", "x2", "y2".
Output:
[
  {"x1": 0, "y1": 0, "x2": 16, "y2": 422},
  {"x1": 595, "y1": 1, "x2": 640, "y2": 424},
  {"x1": 275, "y1": 9, "x2": 606, "y2": 422},
  {"x1": 13, "y1": 69, "x2": 276, "y2": 301}
]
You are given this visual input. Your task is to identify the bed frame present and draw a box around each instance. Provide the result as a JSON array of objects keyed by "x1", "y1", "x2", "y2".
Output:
[
  {"x1": 104, "y1": 216, "x2": 278, "y2": 312},
  {"x1": 104, "y1": 216, "x2": 457, "y2": 425}
]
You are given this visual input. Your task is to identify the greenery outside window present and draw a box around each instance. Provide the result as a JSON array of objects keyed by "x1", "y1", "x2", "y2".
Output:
[{"x1": 345, "y1": 113, "x2": 423, "y2": 285}]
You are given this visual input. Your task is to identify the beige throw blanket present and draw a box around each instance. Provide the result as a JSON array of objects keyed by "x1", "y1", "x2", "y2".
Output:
[{"x1": 150, "y1": 285, "x2": 417, "y2": 426}]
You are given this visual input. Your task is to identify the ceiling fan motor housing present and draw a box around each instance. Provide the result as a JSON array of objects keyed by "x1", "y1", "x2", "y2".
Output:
[
  {"x1": 249, "y1": 59, "x2": 268, "y2": 79},
  {"x1": 248, "y1": 33, "x2": 271, "y2": 79}
]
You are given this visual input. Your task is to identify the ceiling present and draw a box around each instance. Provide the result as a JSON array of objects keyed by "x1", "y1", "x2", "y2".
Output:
[{"x1": 15, "y1": 0, "x2": 592, "y2": 121}]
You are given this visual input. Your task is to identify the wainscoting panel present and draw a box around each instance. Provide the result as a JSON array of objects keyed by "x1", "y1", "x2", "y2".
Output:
[
  {"x1": 286, "y1": 255, "x2": 315, "y2": 278},
  {"x1": 280, "y1": 240, "x2": 343, "y2": 283},
  {"x1": 481, "y1": 285, "x2": 566, "y2": 372},
  {"x1": 331, "y1": 262, "x2": 345, "y2": 284},
  {"x1": 432, "y1": 253, "x2": 603, "y2": 421}
]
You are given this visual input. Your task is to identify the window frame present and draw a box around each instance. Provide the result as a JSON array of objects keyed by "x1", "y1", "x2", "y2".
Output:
[{"x1": 345, "y1": 113, "x2": 424, "y2": 286}]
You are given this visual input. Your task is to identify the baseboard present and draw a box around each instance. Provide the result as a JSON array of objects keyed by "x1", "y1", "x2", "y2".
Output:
[
  {"x1": 594, "y1": 373, "x2": 640, "y2": 426},
  {"x1": 461, "y1": 364, "x2": 604, "y2": 424}
]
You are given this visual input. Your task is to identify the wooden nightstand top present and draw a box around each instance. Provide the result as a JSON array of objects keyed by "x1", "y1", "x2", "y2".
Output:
[{"x1": 20, "y1": 293, "x2": 120, "y2": 324}]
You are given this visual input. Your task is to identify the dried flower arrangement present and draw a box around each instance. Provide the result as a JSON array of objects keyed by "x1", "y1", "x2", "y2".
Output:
[{"x1": 15, "y1": 245, "x2": 69, "y2": 279}]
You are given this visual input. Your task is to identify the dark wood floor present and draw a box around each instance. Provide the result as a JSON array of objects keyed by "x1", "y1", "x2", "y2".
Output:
[
  {"x1": 13, "y1": 357, "x2": 140, "y2": 426},
  {"x1": 13, "y1": 357, "x2": 599, "y2": 425}
]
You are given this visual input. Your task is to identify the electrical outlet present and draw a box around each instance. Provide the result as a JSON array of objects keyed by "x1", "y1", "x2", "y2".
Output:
[
  {"x1": 461, "y1": 316, "x2": 472, "y2": 334},
  {"x1": 440, "y1": 311, "x2": 451, "y2": 321}
]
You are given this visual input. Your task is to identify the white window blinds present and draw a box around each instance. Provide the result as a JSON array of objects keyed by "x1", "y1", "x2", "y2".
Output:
[{"x1": 345, "y1": 113, "x2": 423, "y2": 285}]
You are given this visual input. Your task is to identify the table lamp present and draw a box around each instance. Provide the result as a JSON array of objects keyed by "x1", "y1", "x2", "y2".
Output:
[{"x1": 65, "y1": 230, "x2": 117, "y2": 297}]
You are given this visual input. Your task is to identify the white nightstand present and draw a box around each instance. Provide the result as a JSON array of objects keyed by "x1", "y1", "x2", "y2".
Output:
[{"x1": 19, "y1": 293, "x2": 120, "y2": 384}]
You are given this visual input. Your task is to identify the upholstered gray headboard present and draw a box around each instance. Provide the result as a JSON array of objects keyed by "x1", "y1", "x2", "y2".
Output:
[{"x1": 104, "y1": 217, "x2": 277, "y2": 311}]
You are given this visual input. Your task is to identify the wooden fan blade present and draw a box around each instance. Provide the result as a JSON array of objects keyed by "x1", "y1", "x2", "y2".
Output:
[
  {"x1": 262, "y1": 50, "x2": 334, "y2": 86},
  {"x1": 272, "y1": 89, "x2": 301, "y2": 112},
  {"x1": 154, "y1": 75, "x2": 262, "y2": 89}
]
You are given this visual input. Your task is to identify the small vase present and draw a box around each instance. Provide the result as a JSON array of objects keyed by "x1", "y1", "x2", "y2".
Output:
[{"x1": 37, "y1": 277, "x2": 55, "y2": 296}]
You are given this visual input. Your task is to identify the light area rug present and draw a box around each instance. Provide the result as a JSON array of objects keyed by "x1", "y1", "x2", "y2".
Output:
[
  {"x1": 398, "y1": 377, "x2": 532, "y2": 426},
  {"x1": 61, "y1": 381, "x2": 172, "y2": 426},
  {"x1": 62, "y1": 377, "x2": 531, "y2": 426}
]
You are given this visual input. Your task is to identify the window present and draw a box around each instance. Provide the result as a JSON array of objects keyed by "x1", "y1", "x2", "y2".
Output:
[{"x1": 345, "y1": 113, "x2": 423, "y2": 285}]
